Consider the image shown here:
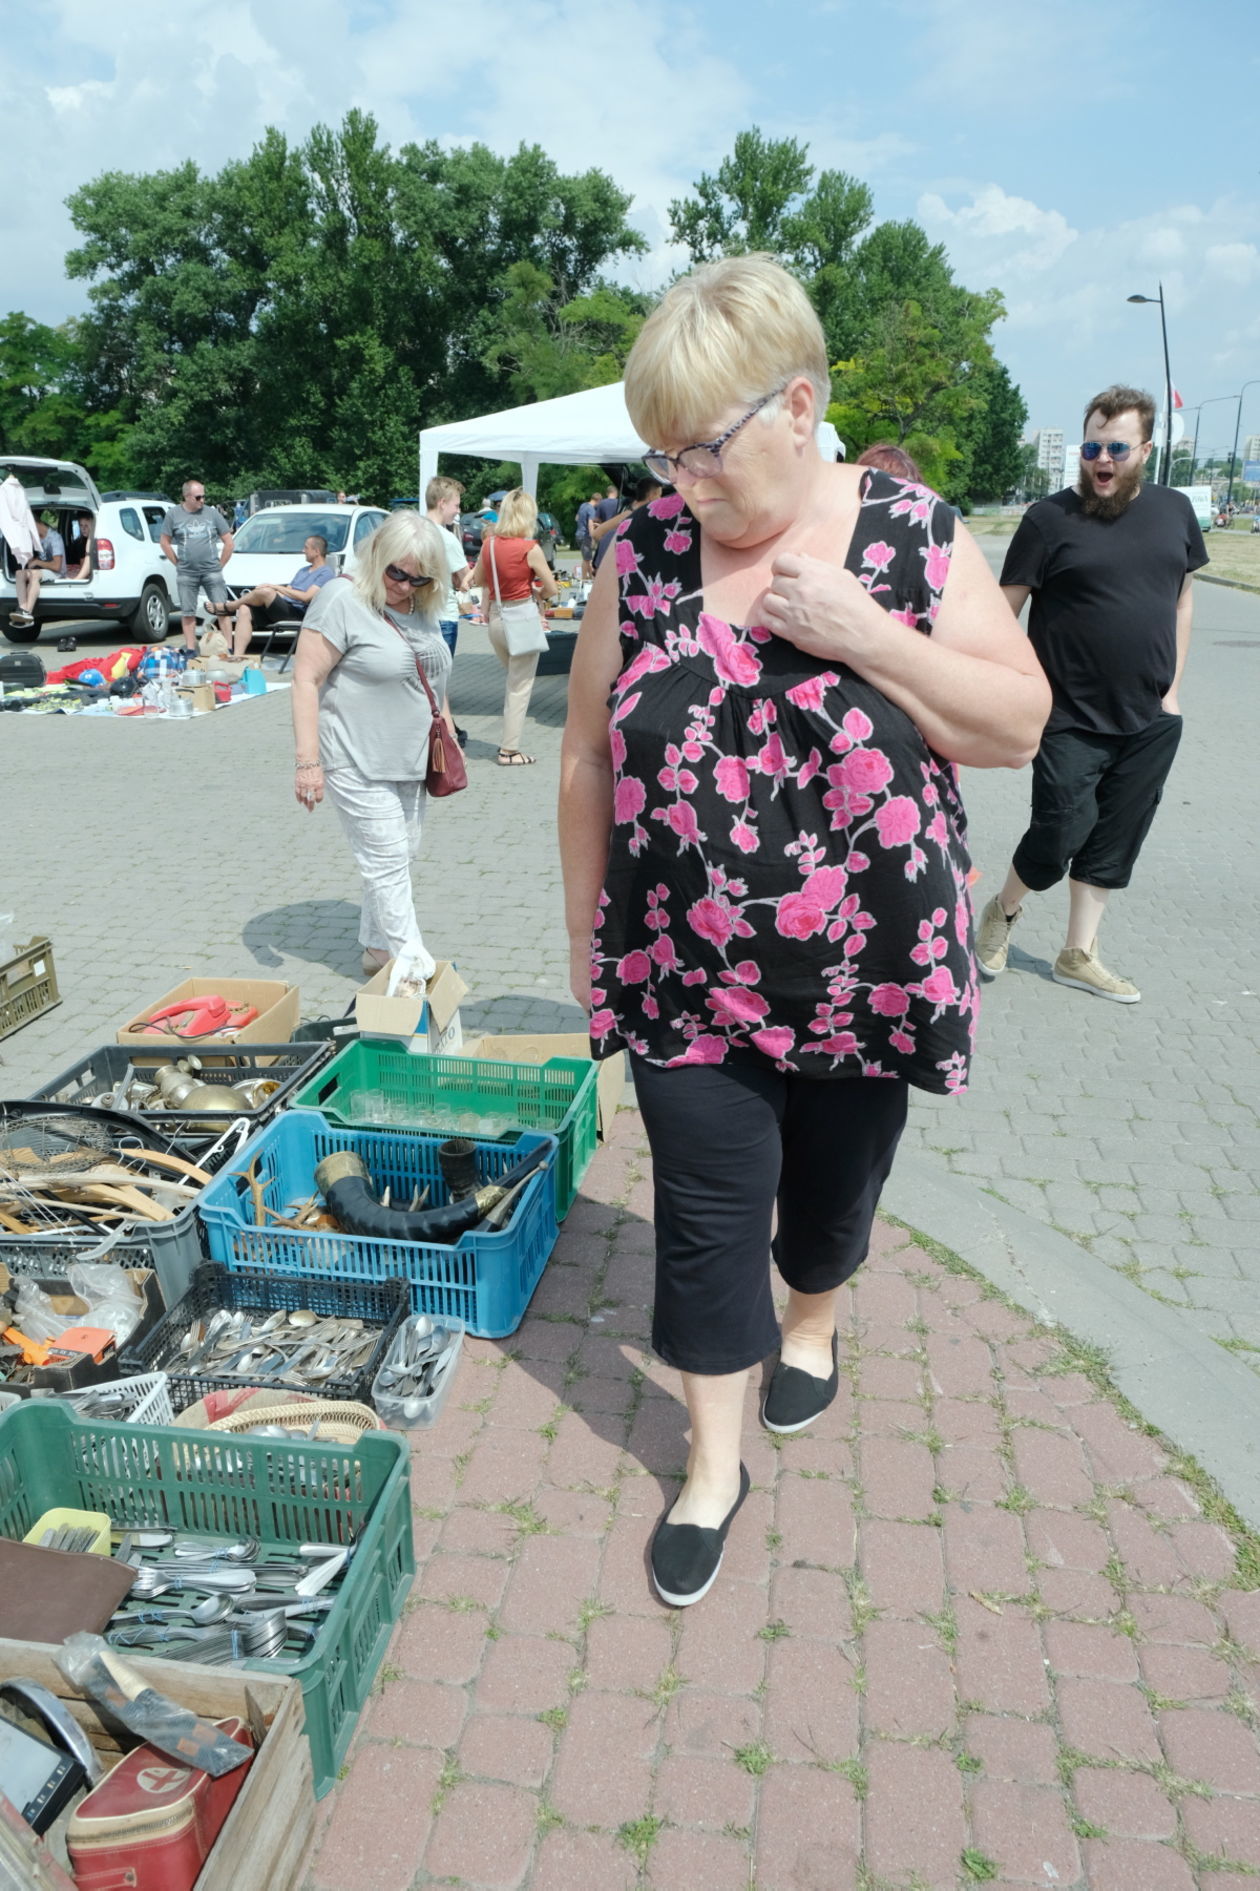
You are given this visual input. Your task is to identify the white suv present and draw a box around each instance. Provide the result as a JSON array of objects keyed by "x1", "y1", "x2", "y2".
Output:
[{"x1": 0, "y1": 456, "x2": 178, "y2": 644}]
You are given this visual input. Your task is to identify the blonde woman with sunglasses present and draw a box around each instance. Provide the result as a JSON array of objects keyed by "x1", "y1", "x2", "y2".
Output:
[{"x1": 292, "y1": 511, "x2": 456, "y2": 977}]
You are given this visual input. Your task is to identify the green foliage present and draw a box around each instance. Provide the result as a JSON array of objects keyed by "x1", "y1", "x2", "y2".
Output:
[
  {"x1": 14, "y1": 117, "x2": 1024, "y2": 514},
  {"x1": 0, "y1": 311, "x2": 136, "y2": 482},
  {"x1": 670, "y1": 130, "x2": 1024, "y2": 505},
  {"x1": 59, "y1": 112, "x2": 645, "y2": 500}
]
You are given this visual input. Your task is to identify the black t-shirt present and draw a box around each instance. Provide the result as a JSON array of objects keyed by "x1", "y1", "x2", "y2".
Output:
[{"x1": 1000, "y1": 484, "x2": 1208, "y2": 736}]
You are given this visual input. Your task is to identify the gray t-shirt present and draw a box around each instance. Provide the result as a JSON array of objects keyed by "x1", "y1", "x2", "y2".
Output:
[
  {"x1": 161, "y1": 503, "x2": 230, "y2": 572},
  {"x1": 308, "y1": 580, "x2": 453, "y2": 781}
]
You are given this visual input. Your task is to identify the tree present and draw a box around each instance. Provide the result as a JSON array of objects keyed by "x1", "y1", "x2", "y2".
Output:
[
  {"x1": 958, "y1": 360, "x2": 1028, "y2": 502},
  {"x1": 0, "y1": 311, "x2": 135, "y2": 482},
  {"x1": 1015, "y1": 443, "x2": 1050, "y2": 502},
  {"x1": 668, "y1": 127, "x2": 874, "y2": 357},
  {"x1": 669, "y1": 133, "x2": 1023, "y2": 498},
  {"x1": 63, "y1": 113, "x2": 647, "y2": 499},
  {"x1": 482, "y1": 263, "x2": 646, "y2": 403}
]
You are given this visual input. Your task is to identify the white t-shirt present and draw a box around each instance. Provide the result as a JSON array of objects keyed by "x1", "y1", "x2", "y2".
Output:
[{"x1": 435, "y1": 525, "x2": 467, "y2": 622}]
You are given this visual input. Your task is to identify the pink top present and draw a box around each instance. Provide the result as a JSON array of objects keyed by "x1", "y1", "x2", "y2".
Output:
[{"x1": 484, "y1": 536, "x2": 536, "y2": 603}]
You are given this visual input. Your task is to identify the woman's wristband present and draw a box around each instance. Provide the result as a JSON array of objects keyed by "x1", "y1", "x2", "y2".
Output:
[{"x1": 295, "y1": 760, "x2": 323, "y2": 772}]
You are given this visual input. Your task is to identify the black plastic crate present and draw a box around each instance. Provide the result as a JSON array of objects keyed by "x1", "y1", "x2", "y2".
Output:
[
  {"x1": 120, "y1": 1262, "x2": 409, "y2": 1412},
  {"x1": 29, "y1": 1041, "x2": 334, "y2": 1137}
]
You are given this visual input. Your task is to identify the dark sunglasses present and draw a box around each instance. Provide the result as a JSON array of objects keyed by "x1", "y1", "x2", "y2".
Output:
[
  {"x1": 385, "y1": 564, "x2": 431, "y2": 587},
  {"x1": 1080, "y1": 441, "x2": 1138, "y2": 462}
]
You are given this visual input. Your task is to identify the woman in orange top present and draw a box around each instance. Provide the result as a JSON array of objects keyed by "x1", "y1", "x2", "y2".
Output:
[{"x1": 469, "y1": 488, "x2": 560, "y2": 765}]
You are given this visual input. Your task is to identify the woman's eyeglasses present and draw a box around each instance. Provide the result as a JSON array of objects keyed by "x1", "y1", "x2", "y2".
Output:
[
  {"x1": 1080, "y1": 441, "x2": 1137, "y2": 462},
  {"x1": 385, "y1": 564, "x2": 431, "y2": 586},
  {"x1": 644, "y1": 385, "x2": 787, "y2": 485}
]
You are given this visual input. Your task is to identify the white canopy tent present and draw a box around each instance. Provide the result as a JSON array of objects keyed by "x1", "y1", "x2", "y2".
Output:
[{"x1": 417, "y1": 380, "x2": 841, "y2": 499}]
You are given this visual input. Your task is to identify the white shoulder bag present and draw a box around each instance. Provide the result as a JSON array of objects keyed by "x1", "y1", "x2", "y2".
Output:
[{"x1": 488, "y1": 538, "x2": 549, "y2": 657}]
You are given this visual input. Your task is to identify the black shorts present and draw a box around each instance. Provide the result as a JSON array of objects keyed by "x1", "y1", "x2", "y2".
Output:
[
  {"x1": 1012, "y1": 712, "x2": 1183, "y2": 892},
  {"x1": 244, "y1": 596, "x2": 299, "y2": 633},
  {"x1": 630, "y1": 1053, "x2": 909, "y2": 1375}
]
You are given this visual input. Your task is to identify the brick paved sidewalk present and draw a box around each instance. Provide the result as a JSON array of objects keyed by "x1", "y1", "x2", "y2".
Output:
[{"x1": 306, "y1": 1108, "x2": 1260, "y2": 1891}]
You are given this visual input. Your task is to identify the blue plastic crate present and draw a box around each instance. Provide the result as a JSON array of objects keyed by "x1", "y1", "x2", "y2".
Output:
[
  {"x1": 288, "y1": 1042, "x2": 597, "y2": 1218},
  {"x1": 196, "y1": 1113, "x2": 559, "y2": 1339}
]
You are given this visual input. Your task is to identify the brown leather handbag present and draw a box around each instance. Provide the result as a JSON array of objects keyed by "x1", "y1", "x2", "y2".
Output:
[{"x1": 414, "y1": 656, "x2": 467, "y2": 797}]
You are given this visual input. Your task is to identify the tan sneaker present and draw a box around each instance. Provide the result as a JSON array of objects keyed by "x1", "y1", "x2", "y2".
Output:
[
  {"x1": 1052, "y1": 945, "x2": 1140, "y2": 1003},
  {"x1": 975, "y1": 895, "x2": 1021, "y2": 977}
]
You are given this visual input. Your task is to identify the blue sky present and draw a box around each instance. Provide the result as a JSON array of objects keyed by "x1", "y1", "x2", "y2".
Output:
[{"x1": 5, "y1": 0, "x2": 1258, "y2": 455}]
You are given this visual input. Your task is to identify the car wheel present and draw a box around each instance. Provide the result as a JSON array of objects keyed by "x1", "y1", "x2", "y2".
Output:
[
  {"x1": 133, "y1": 581, "x2": 171, "y2": 640},
  {"x1": 1, "y1": 613, "x2": 40, "y2": 645}
]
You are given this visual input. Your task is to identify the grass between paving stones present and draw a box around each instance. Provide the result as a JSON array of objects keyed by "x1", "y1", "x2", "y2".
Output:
[
  {"x1": 615, "y1": 1813, "x2": 664, "y2": 1861},
  {"x1": 880, "y1": 1211, "x2": 1260, "y2": 1587}
]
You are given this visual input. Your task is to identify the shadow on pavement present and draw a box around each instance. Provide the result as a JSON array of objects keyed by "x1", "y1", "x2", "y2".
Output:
[{"x1": 241, "y1": 899, "x2": 362, "y2": 976}]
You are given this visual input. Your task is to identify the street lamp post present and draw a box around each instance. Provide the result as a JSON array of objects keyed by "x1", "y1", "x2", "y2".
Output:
[
  {"x1": 1127, "y1": 285, "x2": 1173, "y2": 484},
  {"x1": 1188, "y1": 394, "x2": 1242, "y2": 489},
  {"x1": 1226, "y1": 379, "x2": 1260, "y2": 509}
]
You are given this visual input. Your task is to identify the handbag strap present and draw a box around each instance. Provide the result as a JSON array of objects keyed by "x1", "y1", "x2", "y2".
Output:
[
  {"x1": 380, "y1": 609, "x2": 442, "y2": 718},
  {"x1": 487, "y1": 535, "x2": 504, "y2": 607}
]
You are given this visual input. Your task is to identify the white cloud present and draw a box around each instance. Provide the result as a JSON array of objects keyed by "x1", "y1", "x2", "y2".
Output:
[
  {"x1": 4, "y1": 0, "x2": 756, "y2": 321},
  {"x1": 1140, "y1": 225, "x2": 1186, "y2": 265},
  {"x1": 1207, "y1": 242, "x2": 1260, "y2": 284},
  {"x1": 918, "y1": 185, "x2": 1077, "y2": 276}
]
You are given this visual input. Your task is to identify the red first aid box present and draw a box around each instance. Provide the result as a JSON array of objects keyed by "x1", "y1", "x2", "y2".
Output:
[{"x1": 67, "y1": 1718, "x2": 255, "y2": 1891}]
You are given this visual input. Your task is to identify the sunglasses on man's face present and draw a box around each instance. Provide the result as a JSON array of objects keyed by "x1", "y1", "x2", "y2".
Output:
[
  {"x1": 1080, "y1": 441, "x2": 1140, "y2": 462},
  {"x1": 385, "y1": 564, "x2": 431, "y2": 587}
]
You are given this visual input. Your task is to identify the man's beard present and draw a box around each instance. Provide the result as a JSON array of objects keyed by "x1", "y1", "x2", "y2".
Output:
[{"x1": 1077, "y1": 457, "x2": 1146, "y2": 519}]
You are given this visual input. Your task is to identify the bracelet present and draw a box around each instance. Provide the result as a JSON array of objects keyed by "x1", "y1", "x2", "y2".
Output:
[{"x1": 295, "y1": 761, "x2": 323, "y2": 772}]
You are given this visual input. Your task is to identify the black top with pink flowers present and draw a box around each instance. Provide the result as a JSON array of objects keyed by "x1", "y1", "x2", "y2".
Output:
[{"x1": 589, "y1": 469, "x2": 979, "y2": 1095}]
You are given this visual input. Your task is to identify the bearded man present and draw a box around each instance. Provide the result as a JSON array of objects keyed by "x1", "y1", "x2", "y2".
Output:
[{"x1": 975, "y1": 386, "x2": 1207, "y2": 1002}]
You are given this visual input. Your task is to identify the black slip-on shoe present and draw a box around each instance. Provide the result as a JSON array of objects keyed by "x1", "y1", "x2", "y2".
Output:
[
  {"x1": 761, "y1": 1331, "x2": 840, "y2": 1434},
  {"x1": 650, "y1": 1463, "x2": 751, "y2": 1608}
]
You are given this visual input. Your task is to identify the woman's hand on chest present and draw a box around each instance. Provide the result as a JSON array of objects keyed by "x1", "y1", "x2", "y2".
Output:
[{"x1": 755, "y1": 553, "x2": 893, "y2": 668}]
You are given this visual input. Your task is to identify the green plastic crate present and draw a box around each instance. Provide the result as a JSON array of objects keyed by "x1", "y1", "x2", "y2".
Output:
[
  {"x1": 0, "y1": 1401, "x2": 413, "y2": 1797},
  {"x1": 289, "y1": 1041, "x2": 597, "y2": 1217}
]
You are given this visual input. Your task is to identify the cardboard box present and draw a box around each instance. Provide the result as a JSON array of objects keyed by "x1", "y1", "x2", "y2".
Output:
[
  {"x1": 463, "y1": 1033, "x2": 625, "y2": 1140},
  {"x1": 178, "y1": 681, "x2": 216, "y2": 713},
  {"x1": 117, "y1": 977, "x2": 300, "y2": 1050},
  {"x1": 354, "y1": 960, "x2": 467, "y2": 1053},
  {"x1": 0, "y1": 1641, "x2": 313, "y2": 1891}
]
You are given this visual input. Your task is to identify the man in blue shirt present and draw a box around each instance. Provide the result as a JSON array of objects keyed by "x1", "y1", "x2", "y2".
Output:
[
  {"x1": 212, "y1": 533, "x2": 337, "y2": 656},
  {"x1": 575, "y1": 490, "x2": 600, "y2": 578}
]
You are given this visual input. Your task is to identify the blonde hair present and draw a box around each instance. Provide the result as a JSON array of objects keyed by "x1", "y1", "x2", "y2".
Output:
[
  {"x1": 425, "y1": 475, "x2": 463, "y2": 509},
  {"x1": 353, "y1": 510, "x2": 445, "y2": 616},
  {"x1": 493, "y1": 488, "x2": 538, "y2": 539},
  {"x1": 624, "y1": 253, "x2": 830, "y2": 448}
]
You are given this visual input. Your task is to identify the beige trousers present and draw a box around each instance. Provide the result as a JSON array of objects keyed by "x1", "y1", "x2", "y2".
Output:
[{"x1": 486, "y1": 604, "x2": 541, "y2": 752}]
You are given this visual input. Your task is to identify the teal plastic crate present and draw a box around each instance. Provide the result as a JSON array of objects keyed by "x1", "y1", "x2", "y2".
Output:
[
  {"x1": 0, "y1": 1400, "x2": 413, "y2": 1797},
  {"x1": 288, "y1": 1041, "x2": 597, "y2": 1217}
]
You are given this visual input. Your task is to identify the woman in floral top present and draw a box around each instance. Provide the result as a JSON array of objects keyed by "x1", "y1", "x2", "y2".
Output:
[{"x1": 559, "y1": 255, "x2": 1049, "y2": 1608}]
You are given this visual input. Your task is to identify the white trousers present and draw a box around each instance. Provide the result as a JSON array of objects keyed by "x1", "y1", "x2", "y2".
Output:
[
  {"x1": 323, "y1": 766, "x2": 436, "y2": 976},
  {"x1": 486, "y1": 605, "x2": 541, "y2": 752}
]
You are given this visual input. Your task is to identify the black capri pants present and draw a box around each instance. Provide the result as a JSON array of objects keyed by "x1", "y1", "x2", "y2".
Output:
[
  {"x1": 630, "y1": 1053, "x2": 909, "y2": 1376},
  {"x1": 1012, "y1": 712, "x2": 1183, "y2": 893}
]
